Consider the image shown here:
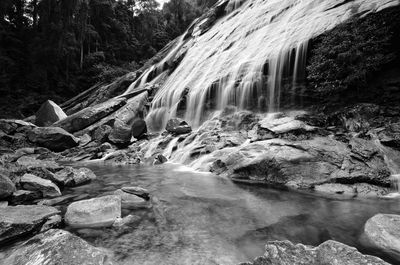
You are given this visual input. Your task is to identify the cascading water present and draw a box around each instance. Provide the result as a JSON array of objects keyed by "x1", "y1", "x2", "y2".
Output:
[{"x1": 126, "y1": 0, "x2": 398, "y2": 131}]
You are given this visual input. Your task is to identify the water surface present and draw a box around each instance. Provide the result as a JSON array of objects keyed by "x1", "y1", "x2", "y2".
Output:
[{"x1": 61, "y1": 163, "x2": 400, "y2": 265}]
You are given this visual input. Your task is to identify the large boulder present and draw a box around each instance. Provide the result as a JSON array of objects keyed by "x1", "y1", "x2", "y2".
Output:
[
  {"x1": 0, "y1": 205, "x2": 60, "y2": 244},
  {"x1": 20, "y1": 173, "x2": 62, "y2": 198},
  {"x1": 166, "y1": 118, "x2": 192, "y2": 135},
  {"x1": 27, "y1": 127, "x2": 79, "y2": 152},
  {"x1": 35, "y1": 100, "x2": 68, "y2": 127},
  {"x1": 1, "y1": 229, "x2": 114, "y2": 265},
  {"x1": 65, "y1": 195, "x2": 121, "y2": 228},
  {"x1": 53, "y1": 167, "x2": 96, "y2": 187},
  {"x1": 0, "y1": 174, "x2": 15, "y2": 199},
  {"x1": 362, "y1": 214, "x2": 400, "y2": 261},
  {"x1": 108, "y1": 119, "x2": 132, "y2": 146},
  {"x1": 241, "y1": 240, "x2": 389, "y2": 265},
  {"x1": 54, "y1": 98, "x2": 126, "y2": 133}
]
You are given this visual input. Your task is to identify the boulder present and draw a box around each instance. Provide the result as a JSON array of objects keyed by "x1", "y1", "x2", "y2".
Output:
[
  {"x1": 11, "y1": 190, "x2": 41, "y2": 204},
  {"x1": 92, "y1": 124, "x2": 112, "y2": 143},
  {"x1": 166, "y1": 118, "x2": 192, "y2": 135},
  {"x1": 242, "y1": 240, "x2": 389, "y2": 265},
  {"x1": 122, "y1": 186, "x2": 150, "y2": 200},
  {"x1": 53, "y1": 167, "x2": 96, "y2": 187},
  {"x1": 153, "y1": 153, "x2": 168, "y2": 165},
  {"x1": 362, "y1": 214, "x2": 400, "y2": 260},
  {"x1": 40, "y1": 215, "x2": 62, "y2": 232},
  {"x1": 0, "y1": 174, "x2": 15, "y2": 199},
  {"x1": 20, "y1": 173, "x2": 61, "y2": 198},
  {"x1": 35, "y1": 100, "x2": 67, "y2": 127},
  {"x1": 258, "y1": 116, "x2": 316, "y2": 134},
  {"x1": 0, "y1": 119, "x2": 36, "y2": 135},
  {"x1": 0, "y1": 205, "x2": 60, "y2": 243},
  {"x1": 109, "y1": 119, "x2": 132, "y2": 146},
  {"x1": 54, "y1": 98, "x2": 126, "y2": 133},
  {"x1": 1, "y1": 229, "x2": 114, "y2": 265},
  {"x1": 38, "y1": 194, "x2": 77, "y2": 206},
  {"x1": 16, "y1": 155, "x2": 61, "y2": 171},
  {"x1": 27, "y1": 127, "x2": 79, "y2": 152},
  {"x1": 65, "y1": 195, "x2": 121, "y2": 228},
  {"x1": 114, "y1": 189, "x2": 148, "y2": 209},
  {"x1": 131, "y1": 119, "x2": 147, "y2": 139}
]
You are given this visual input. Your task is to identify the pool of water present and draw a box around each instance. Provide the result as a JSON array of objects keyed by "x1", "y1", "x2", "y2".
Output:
[{"x1": 59, "y1": 163, "x2": 400, "y2": 265}]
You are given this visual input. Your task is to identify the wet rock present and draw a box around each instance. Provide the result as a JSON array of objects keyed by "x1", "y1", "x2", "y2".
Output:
[
  {"x1": 40, "y1": 215, "x2": 62, "y2": 232},
  {"x1": 20, "y1": 173, "x2": 62, "y2": 198},
  {"x1": 53, "y1": 167, "x2": 96, "y2": 187},
  {"x1": 354, "y1": 183, "x2": 389, "y2": 197},
  {"x1": 362, "y1": 214, "x2": 400, "y2": 261},
  {"x1": 122, "y1": 186, "x2": 150, "y2": 200},
  {"x1": 114, "y1": 189, "x2": 148, "y2": 209},
  {"x1": 109, "y1": 119, "x2": 132, "y2": 146},
  {"x1": 153, "y1": 153, "x2": 168, "y2": 165},
  {"x1": 99, "y1": 142, "x2": 113, "y2": 152},
  {"x1": 378, "y1": 122, "x2": 400, "y2": 150},
  {"x1": 35, "y1": 100, "x2": 67, "y2": 127},
  {"x1": 0, "y1": 119, "x2": 36, "y2": 135},
  {"x1": 0, "y1": 174, "x2": 16, "y2": 199},
  {"x1": 54, "y1": 98, "x2": 126, "y2": 133},
  {"x1": 27, "y1": 127, "x2": 79, "y2": 152},
  {"x1": 0, "y1": 205, "x2": 60, "y2": 244},
  {"x1": 242, "y1": 240, "x2": 388, "y2": 265},
  {"x1": 11, "y1": 190, "x2": 41, "y2": 204},
  {"x1": 65, "y1": 195, "x2": 121, "y2": 228},
  {"x1": 92, "y1": 124, "x2": 113, "y2": 143},
  {"x1": 258, "y1": 116, "x2": 316, "y2": 134},
  {"x1": 131, "y1": 119, "x2": 147, "y2": 139},
  {"x1": 113, "y1": 214, "x2": 140, "y2": 227},
  {"x1": 166, "y1": 118, "x2": 192, "y2": 135},
  {"x1": 1, "y1": 229, "x2": 114, "y2": 265},
  {"x1": 37, "y1": 194, "x2": 76, "y2": 206}
]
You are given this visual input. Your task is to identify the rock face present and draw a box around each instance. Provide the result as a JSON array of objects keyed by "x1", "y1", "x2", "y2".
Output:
[
  {"x1": 27, "y1": 127, "x2": 79, "y2": 152},
  {"x1": 35, "y1": 100, "x2": 68, "y2": 127},
  {"x1": 166, "y1": 118, "x2": 192, "y2": 135},
  {"x1": 114, "y1": 189, "x2": 148, "y2": 209},
  {"x1": 20, "y1": 173, "x2": 62, "y2": 198},
  {"x1": 0, "y1": 174, "x2": 15, "y2": 199},
  {"x1": 1, "y1": 229, "x2": 114, "y2": 265},
  {"x1": 242, "y1": 240, "x2": 389, "y2": 265},
  {"x1": 0, "y1": 205, "x2": 60, "y2": 243},
  {"x1": 362, "y1": 214, "x2": 400, "y2": 261},
  {"x1": 53, "y1": 167, "x2": 96, "y2": 187},
  {"x1": 65, "y1": 195, "x2": 121, "y2": 228}
]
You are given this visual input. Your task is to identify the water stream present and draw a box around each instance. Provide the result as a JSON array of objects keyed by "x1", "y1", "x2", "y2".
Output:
[{"x1": 57, "y1": 163, "x2": 400, "y2": 265}]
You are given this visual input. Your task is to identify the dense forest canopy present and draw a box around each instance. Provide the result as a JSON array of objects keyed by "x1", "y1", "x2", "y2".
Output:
[{"x1": 0, "y1": 0, "x2": 217, "y2": 118}]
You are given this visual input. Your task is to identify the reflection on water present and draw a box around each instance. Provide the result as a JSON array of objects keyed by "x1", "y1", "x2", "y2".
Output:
[{"x1": 59, "y1": 163, "x2": 400, "y2": 265}]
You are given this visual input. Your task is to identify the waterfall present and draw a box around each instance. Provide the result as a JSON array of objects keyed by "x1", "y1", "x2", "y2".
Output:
[{"x1": 127, "y1": 0, "x2": 397, "y2": 132}]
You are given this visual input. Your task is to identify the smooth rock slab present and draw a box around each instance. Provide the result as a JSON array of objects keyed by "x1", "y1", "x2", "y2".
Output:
[
  {"x1": 1, "y1": 229, "x2": 114, "y2": 265},
  {"x1": 20, "y1": 174, "x2": 61, "y2": 198},
  {"x1": 362, "y1": 214, "x2": 400, "y2": 260},
  {"x1": 242, "y1": 240, "x2": 389, "y2": 265},
  {"x1": 0, "y1": 205, "x2": 60, "y2": 244},
  {"x1": 65, "y1": 195, "x2": 121, "y2": 228}
]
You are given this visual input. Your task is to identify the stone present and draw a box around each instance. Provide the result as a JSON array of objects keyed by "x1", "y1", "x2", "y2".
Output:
[
  {"x1": 122, "y1": 186, "x2": 150, "y2": 200},
  {"x1": 37, "y1": 194, "x2": 76, "y2": 206},
  {"x1": 114, "y1": 189, "x2": 149, "y2": 209},
  {"x1": 1, "y1": 229, "x2": 114, "y2": 265},
  {"x1": 131, "y1": 119, "x2": 147, "y2": 139},
  {"x1": 27, "y1": 127, "x2": 79, "y2": 152},
  {"x1": 0, "y1": 119, "x2": 36, "y2": 135},
  {"x1": 54, "y1": 98, "x2": 126, "y2": 133},
  {"x1": 53, "y1": 167, "x2": 96, "y2": 187},
  {"x1": 11, "y1": 190, "x2": 41, "y2": 204},
  {"x1": 258, "y1": 116, "x2": 316, "y2": 134},
  {"x1": 112, "y1": 214, "x2": 140, "y2": 227},
  {"x1": 242, "y1": 240, "x2": 389, "y2": 265},
  {"x1": 362, "y1": 214, "x2": 400, "y2": 261},
  {"x1": 40, "y1": 215, "x2": 62, "y2": 232},
  {"x1": 65, "y1": 195, "x2": 121, "y2": 228},
  {"x1": 16, "y1": 155, "x2": 61, "y2": 171},
  {"x1": 166, "y1": 118, "x2": 192, "y2": 135},
  {"x1": 35, "y1": 100, "x2": 67, "y2": 127},
  {"x1": 0, "y1": 174, "x2": 16, "y2": 199},
  {"x1": 79, "y1": 133, "x2": 92, "y2": 146},
  {"x1": 99, "y1": 142, "x2": 113, "y2": 152},
  {"x1": 92, "y1": 124, "x2": 112, "y2": 143},
  {"x1": 20, "y1": 174, "x2": 62, "y2": 198},
  {"x1": 378, "y1": 122, "x2": 400, "y2": 150},
  {"x1": 153, "y1": 153, "x2": 168, "y2": 165},
  {"x1": 0, "y1": 205, "x2": 60, "y2": 243},
  {"x1": 109, "y1": 119, "x2": 132, "y2": 146}
]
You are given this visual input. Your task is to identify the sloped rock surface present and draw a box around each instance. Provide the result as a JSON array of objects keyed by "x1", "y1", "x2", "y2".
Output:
[
  {"x1": 1, "y1": 229, "x2": 114, "y2": 265},
  {"x1": 20, "y1": 173, "x2": 61, "y2": 198},
  {"x1": 35, "y1": 100, "x2": 67, "y2": 127},
  {"x1": 27, "y1": 127, "x2": 79, "y2": 152},
  {"x1": 0, "y1": 205, "x2": 60, "y2": 244}
]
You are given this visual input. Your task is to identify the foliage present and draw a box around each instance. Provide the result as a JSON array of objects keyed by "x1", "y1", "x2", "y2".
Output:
[
  {"x1": 306, "y1": 6, "x2": 400, "y2": 99},
  {"x1": 0, "y1": 0, "x2": 215, "y2": 118}
]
